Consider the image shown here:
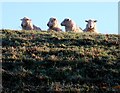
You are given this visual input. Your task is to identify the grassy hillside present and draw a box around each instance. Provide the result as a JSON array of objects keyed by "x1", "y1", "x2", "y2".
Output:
[{"x1": 1, "y1": 29, "x2": 120, "y2": 93}]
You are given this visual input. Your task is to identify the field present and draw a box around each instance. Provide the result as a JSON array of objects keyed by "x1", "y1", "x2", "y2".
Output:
[{"x1": 1, "y1": 29, "x2": 120, "y2": 93}]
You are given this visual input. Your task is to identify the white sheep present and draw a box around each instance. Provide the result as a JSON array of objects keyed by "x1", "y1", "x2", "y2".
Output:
[
  {"x1": 47, "y1": 17, "x2": 62, "y2": 32},
  {"x1": 84, "y1": 19, "x2": 98, "y2": 33},
  {"x1": 61, "y1": 18, "x2": 83, "y2": 32},
  {"x1": 20, "y1": 17, "x2": 41, "y2": 30}
]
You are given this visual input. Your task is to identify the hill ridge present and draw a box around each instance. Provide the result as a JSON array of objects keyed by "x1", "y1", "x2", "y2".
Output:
[{"x1": 2, "y1": 30, "x2": 120, "y2": 92}]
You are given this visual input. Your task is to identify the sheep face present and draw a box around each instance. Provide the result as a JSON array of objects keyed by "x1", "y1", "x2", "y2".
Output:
[
  {"x1": 47, "y1": 17, "x2": 59, "y2": 28},
  {"x1": 21, "y1": 17, "x2": 32, "y2": 28},
  {"x1": 61, "y1": 18, "x2": 73, "y2": 27},
  {"x1": 85, "y1": 20, "x2": 97, "y2": 29}
]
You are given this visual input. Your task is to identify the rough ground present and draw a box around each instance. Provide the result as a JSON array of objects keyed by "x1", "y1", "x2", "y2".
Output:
[{"x1": 1, "y1": 29, "x2": 120, "y2": 93}]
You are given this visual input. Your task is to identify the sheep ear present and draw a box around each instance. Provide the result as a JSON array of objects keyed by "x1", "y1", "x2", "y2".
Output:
[
  {"x1": 53, "y1": 18, "x2": 56, "y2": 21},
  {"x1": 85, "y1": 20, "x2": 88, "y2": 22},
  {"x1": 20, "y1": 19, "x2": 23, "y2": 21},
  {"x1": 29, "y1": 19, "x2": 32, "y2": 21},
  {"x1": 94, "y1": 20, "x2": 97, "y2": 22},
  {"x1": 66, "y1": 19, "x2": 70, "y2": 21}
]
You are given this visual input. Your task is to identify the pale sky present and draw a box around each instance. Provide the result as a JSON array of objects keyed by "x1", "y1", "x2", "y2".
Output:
[{"x1": 1, "y1": 1, "x2": 118, "y2": 34}]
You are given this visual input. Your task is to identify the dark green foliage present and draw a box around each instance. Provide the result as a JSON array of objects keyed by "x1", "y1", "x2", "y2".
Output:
[{"x1": 2, "y1": 30, "x2": 120, "y2": 93}]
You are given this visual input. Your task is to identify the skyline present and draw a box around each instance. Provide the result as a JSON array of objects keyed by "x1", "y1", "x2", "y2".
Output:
[{"x1": 1, "y1": 2, "x2": 118, "y2": 34}]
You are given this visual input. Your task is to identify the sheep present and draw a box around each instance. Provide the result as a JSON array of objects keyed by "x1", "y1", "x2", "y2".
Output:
[
  {"x1": 84, "y1": 19, "x2": 98, "y2": 33},
  {"x1": 47, "y1": 17, "x2": 62, "y2": 32},
  {"x1": 20, "y1": 17, "x2": 41, "y2": 30},
  {"x1": 61, "y1": 18, "x2": 83, "y2": 32}
]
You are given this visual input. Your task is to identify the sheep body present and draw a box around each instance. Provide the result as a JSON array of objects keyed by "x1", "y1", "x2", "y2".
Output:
[
  {"x1": 84, "y1": 19, "x2": 98, "y2": 33},
  {"x1": 21, "y1": 17, "x2": 41, "y2": 30},
  {"x1": 61, "y1": 18, "x2": 83, "y2": 32},
  {"x1": 47, "y1": 17, "x2": 62, "y2": 32}
]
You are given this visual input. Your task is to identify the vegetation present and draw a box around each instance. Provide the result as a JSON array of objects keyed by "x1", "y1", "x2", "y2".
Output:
[{"x1": 2, "y1": 29, "x2": 120, "y2": 93}]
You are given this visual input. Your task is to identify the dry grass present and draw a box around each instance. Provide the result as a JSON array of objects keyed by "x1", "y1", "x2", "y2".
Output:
[{"x1": 2, "y1": 29, "x2": 120, "y2": 93}]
